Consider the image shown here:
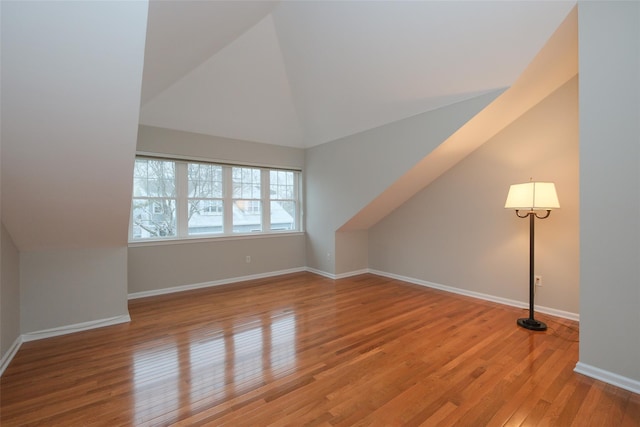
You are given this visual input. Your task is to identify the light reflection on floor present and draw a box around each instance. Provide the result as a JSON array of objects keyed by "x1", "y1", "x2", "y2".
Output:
[
  {"x1": 132, "y1": 313, "x2": 297, "y2": 423},
  {"x1": 133, "y1": 345, "x2": 180, "y2": 423}
]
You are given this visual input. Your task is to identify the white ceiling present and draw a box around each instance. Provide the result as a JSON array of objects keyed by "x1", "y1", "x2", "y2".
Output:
[{"x1": 139, "y1": 0, "x2": 576, "y2": 148}]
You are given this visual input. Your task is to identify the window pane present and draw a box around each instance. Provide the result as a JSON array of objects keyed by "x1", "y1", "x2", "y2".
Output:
[
  {"x1": 188, "y1": 200, "x2": 223, "y2": 235},
  {"x1": 232, "y1": 167, "x2": 261, "y2": 199},
  {"x1": 133, "y1": 159, "x2": 175, "y2": 197},
  {"x1": 188, "y1": 163, "x2": 223, "y2": 198},
  {"x1": 233, "y1": 200, "x2": 262, "y2": 233},
  {"x1": 270, "y1": 170, "x2": 295, "y2": 200},
  {"x1": 271, "y1": 201, "x2": 295, "y2": 231},
  {"x1": 131, "y1": 199, "x2": 177, "y2": 239}
]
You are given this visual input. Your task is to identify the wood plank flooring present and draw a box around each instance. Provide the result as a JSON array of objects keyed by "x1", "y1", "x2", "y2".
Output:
[{"x1": 1, "y1": 272, "x2": 638, "y2": 426}]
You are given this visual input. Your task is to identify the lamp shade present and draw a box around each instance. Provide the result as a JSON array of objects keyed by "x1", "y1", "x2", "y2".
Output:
[{"x1": 505, "y1": 182, "x2": 560, "y2": 210}]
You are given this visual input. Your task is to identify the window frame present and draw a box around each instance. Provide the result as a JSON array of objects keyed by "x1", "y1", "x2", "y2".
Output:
[
  {"x1": 129, "y1": 155, "x2": 303, "y2": 243},
  {"x1": 131, "y1": 158, "x2": 178, "y2": 239},
  {"x1": 268, "y1": 169, "x2": 299, "y2": 232}
]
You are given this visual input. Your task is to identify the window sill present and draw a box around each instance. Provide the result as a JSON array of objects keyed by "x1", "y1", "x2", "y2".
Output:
[{"x1": 128, "y1": 231, "x2": 305, "y2": 248}]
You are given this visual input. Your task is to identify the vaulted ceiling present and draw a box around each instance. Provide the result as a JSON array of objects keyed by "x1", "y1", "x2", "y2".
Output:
[
  {"x1": 0, "y1": 0, "x2": 577, "y2": 252},
  {"x1": 139, "y1": 0, "x2": 576, "y2": 148}
]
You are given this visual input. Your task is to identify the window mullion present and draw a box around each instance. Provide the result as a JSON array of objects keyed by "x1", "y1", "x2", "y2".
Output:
[
  {"x1": 223, "y1": 166, "x2": 233, "y2": 234},
  {"x1": 262, "y1": 169, "x2": 270, "y2": 232},
  {"x1": 176, "y1": 162, "x2": 188, "y2": 237}
]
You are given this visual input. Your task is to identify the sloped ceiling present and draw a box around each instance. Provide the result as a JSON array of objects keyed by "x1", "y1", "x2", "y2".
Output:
[
  {"x1": 1, "y1": 1, "x2": 148, "y2": 251},
  {"x1": 140, "y1": 0, "x2": 577, "y2": 148},
  {"x1": 341, "y1": 6, "x2": 579, "y2": 231}
]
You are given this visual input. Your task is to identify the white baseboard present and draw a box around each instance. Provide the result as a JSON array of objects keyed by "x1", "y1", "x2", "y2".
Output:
[
  {"x1": 0, "y1": 336, "x2": 23, "y2": 377},
  {"x1": 305, "y1": 267, "x2": 336, "y2": 279},
  {"x1": 21, "y1": 314, "x2": 131, "y2": 343},
  {"x1": 304, "y1": 267, "x2": 579, "y2": 322},
  {"x1": 128, "y1": 267, "x2": 307, "y2": 300},
  {"x1": 304, "y1": 267, "x2": 369, "y2": 280},
  {"x1": 575, "y1": 362, "x2": 640, "y2": 394},
  {"x1": 335, "y1": 269, "x2": 370, "y2": 279},
  {"x1": 369, "y1": 269, "x2": 580, "y2": 322},
  {"x1": 131, "y1": 267, "x2": 579, "y2": 321}
]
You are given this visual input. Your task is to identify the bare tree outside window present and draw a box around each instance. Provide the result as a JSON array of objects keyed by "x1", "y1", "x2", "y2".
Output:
[
  {"x1": 132, "y1": 159, "x2": 176, "y2": 238},
  {"x1": 188, "y1": 163, "x2": 224, "y2": 235}
]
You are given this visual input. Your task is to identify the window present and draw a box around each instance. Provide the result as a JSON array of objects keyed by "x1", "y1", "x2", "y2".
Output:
[
  {"x1": 131, "y1": 159, "x2": 177, "y2": 238},
  {"x1": 270, "y1": 170, "x2": 297, "y2": 231},
  {"x1": 232, "y1": 167, "x2": 262, "y2": 233},
  {"x1": 188, "y1": 163, "x2": 224, "y2": 235},
  {"x1": 130, "y1": 157, "x2": 302, "y2": 241}
]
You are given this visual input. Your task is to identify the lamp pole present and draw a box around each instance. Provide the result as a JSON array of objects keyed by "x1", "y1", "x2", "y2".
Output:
[
  {"x1": 515, "y1": 209, "x2": 549, "y2": 331},
  {"x1": 506, "y1": 181, "x2": 558, "y2": 331}
]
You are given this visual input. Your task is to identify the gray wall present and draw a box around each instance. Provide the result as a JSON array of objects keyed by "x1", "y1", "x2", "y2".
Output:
[
  {"x1": 305, "y1": 91, "x2": 501, "y2": 275},
  {"x1": 578, "y1": 1, "x2": 639, "y2": 383},
  {"x1": 1, "y1": 224, "x2": 20, "y2": 361},
  {"x1": 20, "y1": 247, "x2": 129, "y2": 334},
  {"x1": 138, "y1": 125, "x2": 304, "y2": 169},
  {"x1": 370, "y1": 76, "x2": 579, "y2": 315},
  {"x1": 0, "y1": 1, "x2": 145, "y2": 341},
  {"x1": 335, "y1": 230, "x2": 369, "y2": 275},
  {"x1": 129, "y1": 234, "x2": 306, "y2": 294},
  {"x1": 130, "y1": 126, "x2": 306, "y2": 294}
]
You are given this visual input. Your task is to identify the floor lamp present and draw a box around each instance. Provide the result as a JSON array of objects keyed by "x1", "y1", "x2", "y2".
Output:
[{"x1": 505, "y1": 181, "x2": 560, "y2": 331}]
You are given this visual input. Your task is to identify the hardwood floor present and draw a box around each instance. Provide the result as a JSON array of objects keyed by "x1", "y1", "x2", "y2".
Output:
[{"x1": 1, "y1": 272, "x2": 638, "y2": 426}]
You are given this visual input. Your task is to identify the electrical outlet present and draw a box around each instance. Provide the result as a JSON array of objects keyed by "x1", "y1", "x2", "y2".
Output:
[
  {"x1": 246, "y1": 255, "x2": 251, "y2": 263},
  {"x1": 327, "y1": 252, "x2": 331, "y2": 260},
  {"x1": 535, "y1": 275, "x2": 542, "y2": 286}
]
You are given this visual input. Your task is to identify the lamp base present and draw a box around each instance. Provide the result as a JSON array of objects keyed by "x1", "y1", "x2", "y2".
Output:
[{"x1": 517, "y1": 318, "x2": 547, "y2": 331}]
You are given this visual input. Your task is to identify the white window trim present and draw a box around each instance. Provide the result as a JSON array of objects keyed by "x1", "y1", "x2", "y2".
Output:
[{"x1": 129, "y1": 155, "x2": 303, "y2": 243}]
